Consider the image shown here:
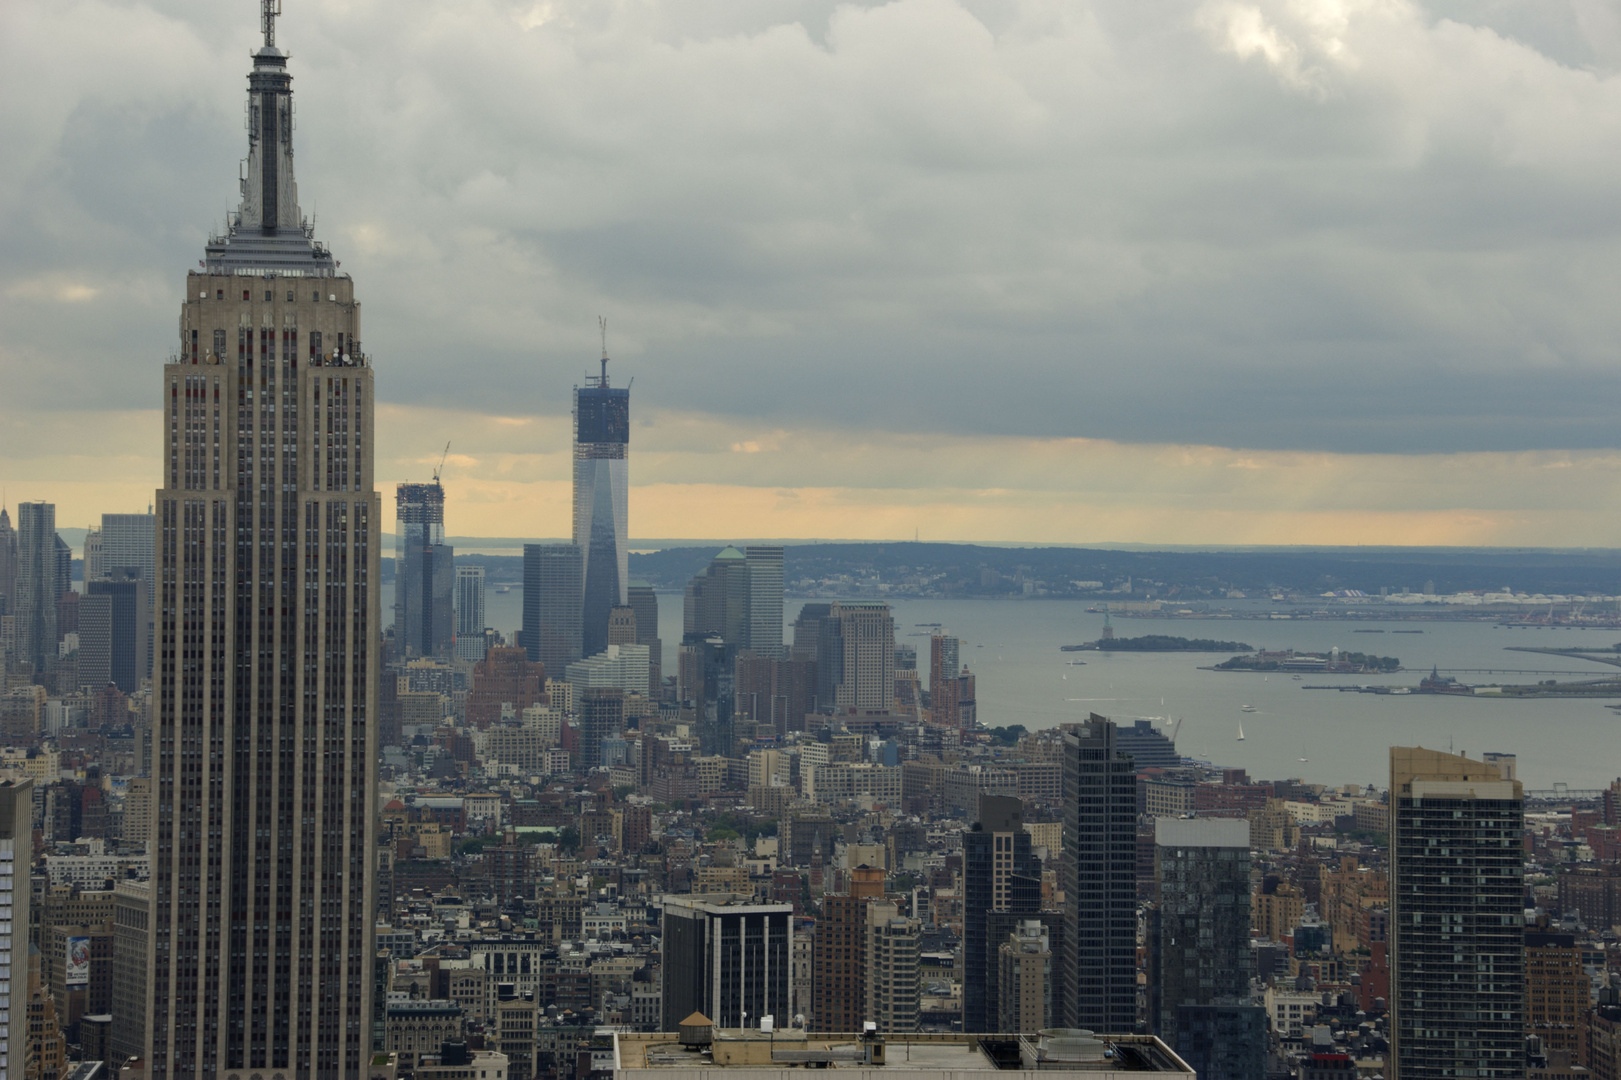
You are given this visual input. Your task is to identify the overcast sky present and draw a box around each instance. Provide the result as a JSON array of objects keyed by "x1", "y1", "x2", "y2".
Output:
[{"x1": 6, "y1": 0, "x2": 1621, "y2": 544}]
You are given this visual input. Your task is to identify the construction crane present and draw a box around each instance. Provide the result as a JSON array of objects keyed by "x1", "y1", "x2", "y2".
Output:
[{"x1": 432, "y1": 441, "x2": 450, "y2": 484}]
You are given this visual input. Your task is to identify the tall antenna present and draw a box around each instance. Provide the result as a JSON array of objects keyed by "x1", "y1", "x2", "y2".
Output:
[
  {"x1": 598, "y1": 315, "x2": 610, "y2": 387},
  {"x1": 261, "y1": 0, "x2": 282, "y2": 49}
]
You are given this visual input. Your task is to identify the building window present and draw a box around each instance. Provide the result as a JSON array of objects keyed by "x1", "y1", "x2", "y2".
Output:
[
  {"x1": 264, "y1": 290, "x2": 273, "y2": 302},
  {"x1": 217, "y1": 289, "x2": 225, "y2": 300},
  {"x1": 242, "y1": 290, "x2": 250, "y2": 301}
]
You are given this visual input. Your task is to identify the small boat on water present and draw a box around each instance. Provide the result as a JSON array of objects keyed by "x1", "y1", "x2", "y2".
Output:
[{"x1": 1241, "y1": 704, "x2": 1257, "y2": 713}]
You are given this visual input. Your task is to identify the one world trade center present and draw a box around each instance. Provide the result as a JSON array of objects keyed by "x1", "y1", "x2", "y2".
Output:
[{"x1": 573, "y1": 347, "x2": 630, "y2": 658}]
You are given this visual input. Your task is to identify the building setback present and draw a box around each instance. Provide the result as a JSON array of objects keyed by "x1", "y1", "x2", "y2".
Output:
[
  {"x1": 1389, "y1": 747, "x2": 1524, "y2": 1080},
  {"x1": 149, "y1": 7, "x2": 377, "y2": 1076}
]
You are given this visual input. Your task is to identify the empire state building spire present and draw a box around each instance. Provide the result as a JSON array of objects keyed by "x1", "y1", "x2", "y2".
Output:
[{"x1": 203, "y1": 0, "x2": 336, "y2": 275}]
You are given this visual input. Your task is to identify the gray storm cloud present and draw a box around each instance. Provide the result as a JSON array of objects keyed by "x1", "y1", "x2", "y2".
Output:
[{"x1": 5, "y1": 0, "x2": 1621, "y2": 455}]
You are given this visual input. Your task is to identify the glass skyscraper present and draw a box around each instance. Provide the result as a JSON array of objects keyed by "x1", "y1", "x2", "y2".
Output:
[{"x1": 573, "y1": 357, "x2": 629, "y2": 659}]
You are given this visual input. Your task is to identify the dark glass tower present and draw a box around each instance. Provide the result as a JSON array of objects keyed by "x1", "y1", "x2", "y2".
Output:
[
  {"x1": 660, "y1": 897, "x2": 792, "y2": 1032},
  {"x1": 959, "y1": 794, "x2": 1037, "y2": 1031},
  {"x1": 1149, "y1": 818, "x2": 1262, "y2": 1080},
  {"x1": 522, "y1": 543, "x2": 582, "y2": 676},
  {"x1": 152, "y1": 5, "x2": 377, "y2": 1076},
  {"x1": 1062, "y1": 715, "x2": 1138, "y2": 1034},
  {"x1": 962, "y1": 795, "x2": 1041, "y2": 1033},
  {"x1": 573, "y1": 350, "x2": 629, "y2": 659}
]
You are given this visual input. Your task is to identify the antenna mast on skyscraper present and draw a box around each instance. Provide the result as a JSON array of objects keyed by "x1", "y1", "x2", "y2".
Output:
[
  {"x1": 598, "y1": 315, "x2": 610, "y2": 387},
  {"x1": 261, "y1": 0, "x2": 282, "y2": 48}
]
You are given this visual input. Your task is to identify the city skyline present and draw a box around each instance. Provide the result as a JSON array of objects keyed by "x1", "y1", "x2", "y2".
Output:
[{"x1": 10, "y1": 2, "x2": 1621, "y2": 546}]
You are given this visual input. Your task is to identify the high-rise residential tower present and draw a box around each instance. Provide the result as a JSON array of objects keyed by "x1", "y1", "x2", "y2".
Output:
[
  {"x1": 151, "y1": 6, "x2": 378, "y2": 1077},
  {"x1": 1062, "y1": 715, "x2": 1138, "y2": 1034},
  {"x1": 0, "y1": 780, "x2": 32, "y2": 1080},
  {"x1": 928, "y1": 634, "x2": 959, "y2": 727},
  {"x1": 395, "y1": 481, "x2": 453, "y2": 658},
  {"x1": 963, "y1": 795, "x2": 1041, "y2": 1034},
  {"x1": 574, "y1": 349, "x2": 629, "y2": 658},
  {"x1": 14, "y1": 502, "x2": 59, "y2": 674},
  {"x1": 1389, "y1": 747, "x2": 1525, "y2": 1080},
  {"x1": 1149, "y1": 817, "x2": 1262, "y2": 1080}
]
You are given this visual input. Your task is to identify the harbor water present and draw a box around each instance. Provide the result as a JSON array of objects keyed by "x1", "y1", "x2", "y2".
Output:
[{"x1": 426, "y1": 584, "x2": 1621, "y2": 792}]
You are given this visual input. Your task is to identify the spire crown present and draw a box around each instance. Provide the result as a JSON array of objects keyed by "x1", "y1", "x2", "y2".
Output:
[{"x1": 202, "y1": 0, "x2": 337, "y2": 275}]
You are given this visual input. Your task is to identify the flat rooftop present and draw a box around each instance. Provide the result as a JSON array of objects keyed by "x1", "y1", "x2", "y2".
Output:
[{"x1": 612, "y1": 1030, "x2": 1192, "y2": 1075}]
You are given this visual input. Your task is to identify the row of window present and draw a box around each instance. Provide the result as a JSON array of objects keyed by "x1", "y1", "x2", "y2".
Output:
[{"x1": 199, "y1": 288, "x2": 336, "y2": 303}]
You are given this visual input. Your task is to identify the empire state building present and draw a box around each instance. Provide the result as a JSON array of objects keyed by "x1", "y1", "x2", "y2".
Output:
[{"x1": 150, "y1": 4, "x2": 378, "y2": 1078}]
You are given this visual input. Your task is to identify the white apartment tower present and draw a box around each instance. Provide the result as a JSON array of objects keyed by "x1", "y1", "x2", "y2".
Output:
[
  {"x1": 0, "y1": 781, "x2": 31, "y2": 1080},
  {"x1": 150, "y1": 5, "x2": 378, "y2": 1078}
]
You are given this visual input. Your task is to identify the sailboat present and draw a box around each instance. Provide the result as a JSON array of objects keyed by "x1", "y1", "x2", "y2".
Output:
[{"x1": 1237, "y1": 723, "x2": 1245, "y2": 741}]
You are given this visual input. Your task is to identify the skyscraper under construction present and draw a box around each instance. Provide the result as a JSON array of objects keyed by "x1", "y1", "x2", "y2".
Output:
[
  {"x1": 396, "y1": 480, "x2": 453, "y2": 658},
  {"x1": 574, "y1": 345, "x2": 630, "y2": 658},
  {"x1": 151, "y1": 4, "x2": 377, "y2": 1077}
]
